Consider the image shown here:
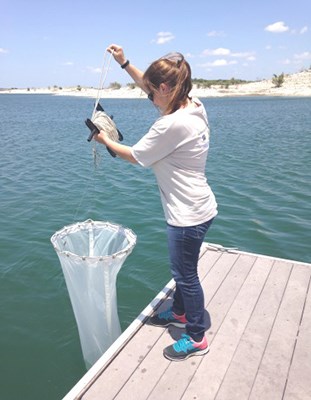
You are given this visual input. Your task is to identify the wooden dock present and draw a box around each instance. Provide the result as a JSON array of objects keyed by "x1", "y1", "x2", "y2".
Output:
[{"x1": 64, "y1": 243, "x2": 311, "y2": 400}]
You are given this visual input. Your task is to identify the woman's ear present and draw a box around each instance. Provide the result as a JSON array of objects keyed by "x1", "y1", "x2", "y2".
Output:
[{"x1": 159, "y1": 83, "x2": 170, "y2": 95}]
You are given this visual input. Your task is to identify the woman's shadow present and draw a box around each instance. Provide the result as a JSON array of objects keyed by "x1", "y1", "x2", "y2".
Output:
[{"x1": 147, "y1": 297, "x2": 212, "y2": 341}]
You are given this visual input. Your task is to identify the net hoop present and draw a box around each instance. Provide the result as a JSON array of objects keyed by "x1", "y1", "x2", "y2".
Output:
[{"x1": 51, "y1": 219, "x2": 137, "y2": 262}]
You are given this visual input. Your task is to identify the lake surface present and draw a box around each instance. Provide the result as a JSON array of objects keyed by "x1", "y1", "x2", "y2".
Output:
[{"x1": 0, "y1": 94, "x2": 310, "y2": 400}]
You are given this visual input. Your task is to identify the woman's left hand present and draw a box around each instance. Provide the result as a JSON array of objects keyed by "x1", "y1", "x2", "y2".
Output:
[{"x1": 94, "y1": 130, "x2": 107, "y2": 144}]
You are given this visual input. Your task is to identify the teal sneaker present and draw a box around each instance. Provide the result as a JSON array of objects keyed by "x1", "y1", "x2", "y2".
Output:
[
  {"x1": 149, "y1": 307, "x2": 187, "y2": 328},
  {"x1": 163, "y1": 334, "x2": 210, "y2": 361}
]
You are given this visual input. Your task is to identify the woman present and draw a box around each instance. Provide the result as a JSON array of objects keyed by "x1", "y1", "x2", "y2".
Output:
[{"x1": 94, "y1": 44, "x2": 218, "y2": 361}]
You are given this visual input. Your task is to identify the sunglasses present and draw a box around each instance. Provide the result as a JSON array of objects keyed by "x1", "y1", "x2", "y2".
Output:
[{"x1": 160, "y1": 52, "x2": 184, "y2": 67}]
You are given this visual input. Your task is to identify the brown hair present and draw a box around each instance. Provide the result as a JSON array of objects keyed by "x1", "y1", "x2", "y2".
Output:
[{"x1": 143, "y1": 53, "x2": 192, "y2": 115}]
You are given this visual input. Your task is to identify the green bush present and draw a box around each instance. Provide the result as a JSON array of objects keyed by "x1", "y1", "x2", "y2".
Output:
[
  {"x1": 272, "y1": 73, "x2": 284, "y2": 88},
  {"x1": 109, "y1": 82, "x2": 121, "y2": 90},
  {"x1": 192, "y1": 78, "x2": 250, "y2": 88}
]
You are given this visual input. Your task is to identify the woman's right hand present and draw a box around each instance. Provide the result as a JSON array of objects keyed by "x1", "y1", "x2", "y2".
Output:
[
  {"x1": 107, "y1": 44, "x2": 127, "y2": 66},
  {"x1": 107, "y1": 43, "x2": 145, "y2": 92}
]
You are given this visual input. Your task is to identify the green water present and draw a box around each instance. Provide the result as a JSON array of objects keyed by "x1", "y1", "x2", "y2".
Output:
[{"x1": 0, "y1": 95, "x2": 310, "y2": 399}]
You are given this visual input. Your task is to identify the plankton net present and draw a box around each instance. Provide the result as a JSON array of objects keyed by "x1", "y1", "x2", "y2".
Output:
[{"x1": 51, "y1": 219, "x2": 137, "y2": 368}]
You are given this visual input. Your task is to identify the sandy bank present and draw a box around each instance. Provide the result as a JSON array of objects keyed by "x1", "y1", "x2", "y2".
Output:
[{"x1": 1, "y1": 70, "x2": 311, "y2": 98}]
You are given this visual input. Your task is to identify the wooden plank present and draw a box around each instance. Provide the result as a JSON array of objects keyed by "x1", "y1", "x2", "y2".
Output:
[
  {"x1": 202, "y1": 251, "x2": 240, "y2": 305},
  {"x1": 248, "y1": 264, "x2": 311, "y2": 400},
  {"x1": 198, "y1": 245, "x2": 223, "y2": 281},
  {"x1": 66, "y1": 249, "x2": 311, "y2": 400},
  {"x1": 145, "y1": 253, "x2": 257, "y2": 400},
  {"x1": 104, "y1": 250, "x2": 224, "y2": 400},
  {"x1": 282, "y1": 267, "x2": 311, "y2": 400},
  {"x1": 77, "y1": 276, "x2": 176, "y2": 400},
  {"x1": 66, "y1": 271, "x2": 178, "y2": 400},
  {"x1": 82, "y1": 246, "x2": 221, "y2": 400},
  {"x1": 114, "y1": 330, "x2": 173, "y2": 400},
  {"x1": 215, "y1": 259, "x2": 293, "y2": 400},
  {"x1": 87, "y1": 251, "x2": 238, "y2": 400},
  {"x1": 203, "y1": 253, "x2": 256, "y2": 333},
  {"x1": 183, "y1": 255, "x2": 273, "y2": 400},
  {"x1": 81, "y1": 319, "x2": 165, "y2": 399}
]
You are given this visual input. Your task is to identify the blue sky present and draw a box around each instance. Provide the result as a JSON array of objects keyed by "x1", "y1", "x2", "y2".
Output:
[{"x1": 1, "y1": 0, "x2": 310, "y2": 88}]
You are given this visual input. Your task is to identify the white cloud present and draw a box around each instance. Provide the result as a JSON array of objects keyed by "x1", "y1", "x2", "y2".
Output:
[
  {"x1": 291, "y1": 26, "x2": 308, "y2": 35},
  {"x1": 63, "y1": 61, "x2": 74, "y2": 66},
  {"x1": 201, "y1": 59, "x2": 238, "y2": 67},
  {"x1": 201, "y1": 48, "x2": 255, "y2": 60},
  {"x1": 0, "y1": 48, "x2": 8, "y2": 54},
  {"x1": 265, "y1": 21, "x2": 289, "y2": 33},
  {"x1": 281, "y1": 52, "x2": 311, "y2": 66},
  {"x1": 294, "y1": 51, "x2": 311, "y2": 60},
  {"x1": 155, "y1": 32, "x2": 175, "y2": 45},
  {"x1": 282, "y1": 59, "x2": 291, "y2": 65},
  {"x1": 185, "y1": 52, "x2": 195, "y2": 58},
  {"x1": 265, "y1": 45, "x2": 272, "y2": 50},
  {"x1": 231, "y1": 51, "x2": 255, "y2": 58},
  {"x1": 211, "y1": 59, "x2": 229, "y2": 66},
  {"x1": 86, "y1": 66, "x2": 101, "y2": 73},
  {"x1": 207, "y1": 30, "x2": 225, "y2": 37},
  {"x1": 202, "y1": 48, "x2": 231, "y2": 56}
]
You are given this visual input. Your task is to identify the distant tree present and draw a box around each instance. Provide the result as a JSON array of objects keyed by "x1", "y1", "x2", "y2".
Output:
[
  {"x1": 109, "y1": 81, "x2": 121, "y2": 90},
  {"x1": 77, "y1": 85, "x2": 82, "y2": 91},
  {"x1": 127, "y1": 83, "x2": 136, "y2": 89},
  {"x1": 192, "y1": 78, "x2": 251, "y2": 88},
  {"x1": 272, "y1": 73, "x2": 285, "y2": 88}
]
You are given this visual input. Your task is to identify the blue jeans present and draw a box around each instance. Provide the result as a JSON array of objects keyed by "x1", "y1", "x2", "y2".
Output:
[{"x1": 167, "y1": 218, "x2": 214, "y2": 341}]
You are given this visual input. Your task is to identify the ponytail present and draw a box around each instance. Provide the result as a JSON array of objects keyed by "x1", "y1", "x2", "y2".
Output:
[{"x1": 143, "y1": 53, "x2": 192, "y2": 115}]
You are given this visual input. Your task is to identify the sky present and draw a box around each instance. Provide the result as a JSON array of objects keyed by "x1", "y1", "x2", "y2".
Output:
[{"x1": 1, "y1": 0, "x2": 310, "y2": 88}]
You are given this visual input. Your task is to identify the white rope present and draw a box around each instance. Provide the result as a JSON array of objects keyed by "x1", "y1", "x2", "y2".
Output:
[
  {"x1": 92, "y1": 50, "x2": 114, "y2": 119},
  {"x1": 73, "y1": 49, "x2": 114, "y2": 220},
  {"x1": 91, "y1": 49, "x2": 115, "y2": 168},
  {"x1": 91, "y1": 50, "x2": 114, "y2": 169}
]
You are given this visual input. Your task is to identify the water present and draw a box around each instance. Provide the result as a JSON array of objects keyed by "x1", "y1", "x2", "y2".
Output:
[{"x1": 0, "y1": 94, "x2": 310, "y2": 400}]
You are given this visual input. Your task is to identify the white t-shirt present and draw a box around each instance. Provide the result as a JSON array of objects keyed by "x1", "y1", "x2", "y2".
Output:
[{"x1": 131, "y1": 99, "x2": 218, "y2": 227}]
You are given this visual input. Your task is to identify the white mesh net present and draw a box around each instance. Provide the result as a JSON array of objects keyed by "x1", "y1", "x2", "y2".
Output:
[{"x1": 50, "y1": 219, "x2": 137, "y2": 368}]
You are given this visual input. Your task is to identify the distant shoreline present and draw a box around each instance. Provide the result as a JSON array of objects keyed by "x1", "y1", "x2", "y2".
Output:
[{"x1": 1, "y1": 70, "x2": 311, "y2": 98}]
